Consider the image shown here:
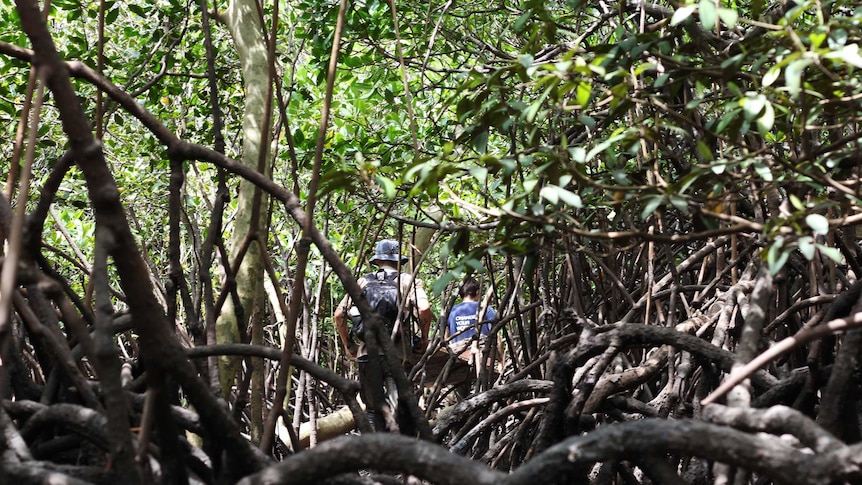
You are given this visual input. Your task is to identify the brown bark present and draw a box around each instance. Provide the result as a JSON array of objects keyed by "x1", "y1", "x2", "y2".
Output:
[{"x1": 12, "y1": 0, "x2": 270, "y2": 479}]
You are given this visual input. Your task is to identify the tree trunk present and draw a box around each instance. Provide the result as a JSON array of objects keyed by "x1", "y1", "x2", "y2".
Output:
[{"x1": 218, "y1": 0, "x2": 272, "y2": 408}]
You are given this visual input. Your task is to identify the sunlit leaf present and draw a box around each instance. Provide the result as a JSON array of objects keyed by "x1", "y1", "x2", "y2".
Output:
[
  {"x1": 742, "y1": 95, "x2": 765, "y2": 121},
  {"x1": 753, "y1": 162, "x2": 773, "y2": 182},
  {"x1": 818, "y1": 245, "x2": 843, "y2": 263},
  {"x1": 785, "y1": 58, "x2": 812, "y2": 98},
  {"x1": 823, "y1": 44, "x2": 862, "y2": 69},
  {"x1": 469, "y1": 166, "x2": 488, "y2": 184},
  {"x1": 576, "y1": 81, "x2": 591, "y2": 106},
  {"x1": 805, "y1": 213, "x2": 830, "y2": 235},
  {"x1": 798, "y1": 236, "x2": 815, "y2": 260},
  {"x1": 763, "y1": 66, "x2": 780, "y2": 87},
  {"x1": 809, "y1": 32, "x2": 826, "y2": 49},
  {"x1": 789, "y1": 194, "x2": 804, "y2": 210},
  {"x1": 699, "y1": 0, "x2": 717, "y2": 31},
  {"x1": 556, "y1": 185, "x2": 583, "y2": 208},
  {"x1": 569, "y1": 147, "x2": 586, "y2": 163},
  {"x1": 757, "y1": 101, "x2": 774, "y2": 132},
  {"x1": 671, "y1": 6, "x2": 695, "y2": 26},
  {"x1": 375, "y1": 174, "x2": 397, "y2": 199},
  {"x1": 539, "y1": 186, "x2": 559, "y2": 204},
  {"x1": 717, "y1": 7, "x2": 737, "y2": 28}
]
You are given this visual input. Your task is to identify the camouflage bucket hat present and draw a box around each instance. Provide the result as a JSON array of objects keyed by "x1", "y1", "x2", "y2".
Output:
[{"x1": 370, "y1": 239, "x2": 408, "y2": 264}]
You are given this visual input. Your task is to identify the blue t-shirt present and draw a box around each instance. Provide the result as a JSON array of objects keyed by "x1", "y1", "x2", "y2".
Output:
[{"x1": 447, "y1": 301, "x2": 496, "y2": 343}]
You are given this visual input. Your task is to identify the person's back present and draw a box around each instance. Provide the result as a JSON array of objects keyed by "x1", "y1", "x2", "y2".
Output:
[
  {"x1": 447, "y1": 277, "x2": 496, "y2": 360},
  {"x1": 333, "y1": 239, "x2": 433, "y2": 433},
  {"x1": 448, "y1": 300, "x2": 494, "y2": 344}
]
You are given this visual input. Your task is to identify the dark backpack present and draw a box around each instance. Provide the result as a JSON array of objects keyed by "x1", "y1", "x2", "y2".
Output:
[{"x1": 350, "y1": 270, "x2": 400, "y2": 341}]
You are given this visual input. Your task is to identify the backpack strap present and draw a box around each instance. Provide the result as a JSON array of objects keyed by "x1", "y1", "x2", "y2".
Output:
[
  {"x1": 383, "y1": 270, "x2": 399, "y2": 283},
  {"x1": 365, "y1": 270, "x2": 389, "y2": 282},
  {"x1": 366, "y1": 270, "x2": 399, "y2": 284}
]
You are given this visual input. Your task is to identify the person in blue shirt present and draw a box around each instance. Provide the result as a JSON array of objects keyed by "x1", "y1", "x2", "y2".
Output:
[{"x1": 447, "y1": 277, "x2": 497, "y2": 361}]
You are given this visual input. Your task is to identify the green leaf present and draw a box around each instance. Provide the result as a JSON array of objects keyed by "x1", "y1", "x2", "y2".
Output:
[
  {"x1": 696, "y1": 141, "x2": 714, "y2": 162},
  {"x1": 767, "y1": 237, "x2": 789, "y2": 275},
  {"x1": 716, "y1": 108, "x2": 741, "y2": 134},
  {"x1": 432, "y1": 271, "x2": 457, "y2": 295},
  {"x1": 785, "y1": 59, "x2": 811, "y2": 99},
  {"x1": 469, "y1": 165, "x2": 488, "y2": 184},
  {"x1": 742, "y1": 95, "x2": 765, "y2": 121},
  {"x1": 128, "y1": 4, "x2": 146, "y2": 17},
  {"x1": 717, "y1": 7, "x2": 737, "y2": 28},
  {"x1": 809, "y1": 32, "x2": 827, "y2": 49},
  {"x1": 830, "y1": 29, "x2": 848, "y2": 48},
  {"x1": 524, "y1": 82, "x2": 555, "y2": 123},
  {"x1": 539, "y1": 186, "x2": 559, "y2": 204},
  {"x1": 442, "y1": 142, "x2": 454, "y2": 157},
  {"x1": 465, "y1": 257, "x2": 483, "y2": 271},
  {"x1": 576, "y1": 81, "x2": 591, "y2": 106},
  {"x1": 762, "y1": 66, "x2": 780, "y2": 87},
  {"x1": 798, "y1": 236, "x2": 815, "y2": 260},
  {"x1": 751, "y1": 0, "x2": 764, "y2": 19},
  {"x1": 823, "y1": 44, "x2": 862, "y2": 69},
  {"x1": 569, "y1": 147, "x2": 586, "y2": 163},
  {"x1": 654, "y1": 73, "x2": 672, "y2": 88},
  {"x1": 789, "y1": 194, "x2": 804, "y2": 210},
  {"x1": 586, "y1": 131, "x2": 627, "y2": 161},
  {"x1": 770, "y1": 250, "x2": 790, "y2": 275},
  {"x1": 518, "y1": 54, "x2": 534, "y2": 69},
  {"x1": 671, "y1": 6, "x2": 695, "y2": 26},
  {"x1": 551, "y1": 185, "x2": 582, "y2": 208},
  {"x1": 669, "y1": 195, "x2": 689, "y2": 214},
  {"x1": 473, "y1": 129, "x2": 489, "y2": 153},
  {"x1": 105, "y1": 8, "x2": 119, "y2": 24},
  {"x1": 554, "y1": 60, "x2": 572, "y2": 72},
  {"x1": 126, "y1": 3, "x2": 147, "y2": 17},
  {"x1": 818, "y1": 244, "x2": 843, "y2": 263},
  {"x1": 374, "y1": 174, "x2": 397, "y2": 199},
  {"x1": 514, "y1": 12, "x2": 531, "y2": 33},
  {"x1": 753, "y1": 162, "x2": 773, "y2": 182},
  {"x1": 699, "y1": 0, "x2": 717, "y2": 31},
  {"x1": 641, "y1": 196, "x2": 663, "y2": 220},
  {"x1": 757, "y1": 101, "x2": 774, "y2": 132},
  {"x1": 456, "y1": 97, "x2": 475, "y2": 121},
  {"x1": 294, "y1": 128, "x2": 305, "y2": 145},
  {"x1": 498, "y1": 158, "x2": 517, "y2": 175},
  {"x1": 805, "y1": 213, "x2": 829, "y2": 235}
]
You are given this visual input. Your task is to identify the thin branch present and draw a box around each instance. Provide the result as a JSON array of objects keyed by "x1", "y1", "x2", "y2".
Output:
[{"x1": 702, "y1": 310, "x2": 862, "y2": 405}]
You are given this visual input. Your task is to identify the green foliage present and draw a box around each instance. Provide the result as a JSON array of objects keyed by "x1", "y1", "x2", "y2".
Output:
[
  {"x1": 5, "y1": 0, "x2": 862, "y2": 472},
  {"x1": 2, "y1": 0, "x2": 862, "y2": 331}
]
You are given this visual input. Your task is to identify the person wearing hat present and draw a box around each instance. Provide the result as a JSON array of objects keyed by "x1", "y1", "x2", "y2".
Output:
[{"x1": 333, "y1": 239, "x2": 433, "y2": 432}]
